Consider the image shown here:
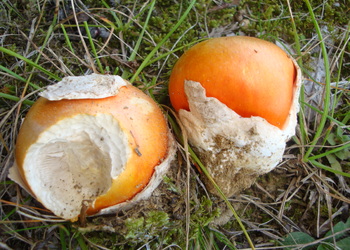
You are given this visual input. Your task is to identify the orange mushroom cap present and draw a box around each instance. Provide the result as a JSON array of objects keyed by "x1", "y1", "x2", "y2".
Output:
[
  {"x1": 13, "y1": 75, "x2": 172, "y2": 220},
  {"x1": 168, "y1": 36, "x2": 296, "y2": 129}
]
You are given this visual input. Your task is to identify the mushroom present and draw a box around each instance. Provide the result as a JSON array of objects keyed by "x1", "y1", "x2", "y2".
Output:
[
  {"x1": 9, "y1": 74, "x2": 175, "y2": 221},
  {"x1": 168, "y1": 36, "x2": 301, "y2": 197}
]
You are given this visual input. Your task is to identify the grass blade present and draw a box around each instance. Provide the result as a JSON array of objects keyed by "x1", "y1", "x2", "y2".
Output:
[
  {"x1": 83, "y1": 21, "x2": 104, "y2": 74},
  {"x1": 308, "y1": 143, "x2": 350, "y2": 161},
  {"x1": 0, "y1": 47, "x2": 61, "y2": 81},
  {"x1": 0, "y1": 65, "x2": 40, "y2": 89},
  {"x1": 128, "y1": 0, "x2": 156, "y2": 62},
  {"x1": 130, "y1": 0, "x2": 197, "y2": 83},
  {"x1": 167, "y1": 112, "x2": 255, "y2": 249},
  {"x1": 309, "y1": 160, "x2": 350, "y2": 177},
  {"x1": 0, "y1": 93, "x2": 34, "y2": 105},
  {"x1": 189, "y1": 147, "x2": 255, "y2": 249},
  {"x1": 60, "y1": 24, "x2": 75, "y2": 54},
  {"x1": 303, "y1": 0, "x2": 332, "y2": 160}
]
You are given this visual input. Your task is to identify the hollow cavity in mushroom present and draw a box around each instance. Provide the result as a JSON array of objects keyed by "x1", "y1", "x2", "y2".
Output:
[{"x1": 23, "y1": 113, "x2": 130, "y2": 220}]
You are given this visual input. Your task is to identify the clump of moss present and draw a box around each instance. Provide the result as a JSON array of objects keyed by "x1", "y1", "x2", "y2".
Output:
[{"x1": 124, "y1": 210, "x2": 182, "y2": 247}]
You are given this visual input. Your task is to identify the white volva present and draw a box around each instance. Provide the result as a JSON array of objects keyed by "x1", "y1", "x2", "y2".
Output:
[{"x1": 178, "y1": 61, "x2": 302, "y2": 197}]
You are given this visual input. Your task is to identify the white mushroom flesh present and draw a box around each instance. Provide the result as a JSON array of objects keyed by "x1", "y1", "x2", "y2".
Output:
[{"x1": 23, "y1": 113, "x2": 130, "y2": 219}]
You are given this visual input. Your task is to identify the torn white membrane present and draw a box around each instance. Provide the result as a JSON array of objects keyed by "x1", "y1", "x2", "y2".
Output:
[
  {"x1": 40, "y1": 73, "x2": 129, "y2": 100},
  {"x1": 179, "y1": 62, "x2": 301, "y2": 197}
]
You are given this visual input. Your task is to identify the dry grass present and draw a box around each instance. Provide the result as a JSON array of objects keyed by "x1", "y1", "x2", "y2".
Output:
[{"x1": 1, "y1": 0, "x2": 349, "y2": 249}]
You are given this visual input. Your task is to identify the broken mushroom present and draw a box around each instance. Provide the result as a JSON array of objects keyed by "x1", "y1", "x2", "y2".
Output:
[
  {"x1": 168, "y1": 36, "x2": 301, "y2": 197},
  {"x1": 10, "y1": 74, "x2": 175, "y2": 221}
]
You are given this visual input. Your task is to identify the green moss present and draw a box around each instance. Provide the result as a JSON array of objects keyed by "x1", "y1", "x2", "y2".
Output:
[
  {"x1": 163, "y1": 176, "x2": 182, "y2": 194},
  {"x1": 120, "y1": 196, "x2": 222, "y2": 248},
  {"x1": 86, "y1": 232, "x2": 118, "y2": 248},
  {"x1": 123, "y1": 210, "x2": 183, "y2": 247},
  {"x1": 190, "y1": 197, "x2": 221, "y2": 232}
]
